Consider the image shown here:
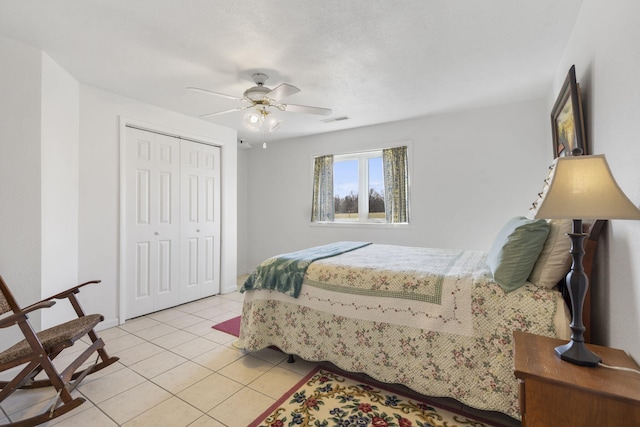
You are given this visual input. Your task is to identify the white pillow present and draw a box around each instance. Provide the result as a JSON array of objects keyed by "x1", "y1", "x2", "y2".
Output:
[{"x1": 528, "y1": 219, "x2": 572, "y2": 289}]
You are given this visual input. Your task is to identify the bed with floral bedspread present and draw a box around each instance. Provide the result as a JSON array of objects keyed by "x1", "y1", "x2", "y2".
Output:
[{"x1": 235, "y1": 243, "x2": 571, "y2": 420}]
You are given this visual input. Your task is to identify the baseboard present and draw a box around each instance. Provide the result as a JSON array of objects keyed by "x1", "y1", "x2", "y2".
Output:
[
  {"x1": 220, "y1": 284, "x2": 238, "y2": 295},
  {"x1": 96, "y1": 318, "x2": 120, "y2": 330}
]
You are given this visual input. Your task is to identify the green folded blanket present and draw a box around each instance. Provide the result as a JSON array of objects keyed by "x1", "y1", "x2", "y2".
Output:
[{"x1": 241, "y1": 241, "x2": 371, "y2": 298}]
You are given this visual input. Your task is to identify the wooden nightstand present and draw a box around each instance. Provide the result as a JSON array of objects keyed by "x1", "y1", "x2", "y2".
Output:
[{"x1": 513, "y1": 331, "x2": 640, "y2": 426}]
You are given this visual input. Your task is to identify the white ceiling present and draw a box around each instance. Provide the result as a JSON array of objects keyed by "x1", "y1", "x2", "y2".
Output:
[{"x1": 0, "y1": 1, "x2": 584, "y2": 145}]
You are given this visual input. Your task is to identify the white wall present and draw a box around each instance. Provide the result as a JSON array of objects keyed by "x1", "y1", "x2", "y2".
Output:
[
  {"x1": 40, "y1": 52, "x2": 81, "y2": 328},
  {"x1": 555, "y1": 0, "x2": 640, "y2": 360},
  {"x1": 0, "y1": 41, "x2": 82, "y2": 339},
  {"x1": 239, "y1": 99, "x2": 550, "y2": 271},
  {"x1": 0, "y1": 35, "x2": 43, "y2": 343},
  {"x1": 237, "y1": 147, "x2": 251, "y2": 274},
  {"x1": 79, "y1": 86, "x2": 237, "y2": 328}
]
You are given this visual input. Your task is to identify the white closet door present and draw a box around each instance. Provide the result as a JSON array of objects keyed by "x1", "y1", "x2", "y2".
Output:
[
  {"x1": 180, "y1": 140, "x2": 221, "y2": 302},
  {"x1": 125, "y1": 127, "x2": 180, "y2": 318}
]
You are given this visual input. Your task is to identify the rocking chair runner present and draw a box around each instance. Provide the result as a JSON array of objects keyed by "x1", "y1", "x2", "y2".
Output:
[{"x1": 0, "y1": 276, "x2": 118, "y2": 426}]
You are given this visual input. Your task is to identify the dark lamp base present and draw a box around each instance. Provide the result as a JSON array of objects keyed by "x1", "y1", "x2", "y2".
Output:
[{"x1": 555, "y1": 340, "x2": 602, "y2": 367}]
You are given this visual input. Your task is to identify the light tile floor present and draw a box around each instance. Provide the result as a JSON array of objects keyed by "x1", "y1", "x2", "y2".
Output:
[{"x1": 0, "y1": 284, "x2": 318, "y2": 427}]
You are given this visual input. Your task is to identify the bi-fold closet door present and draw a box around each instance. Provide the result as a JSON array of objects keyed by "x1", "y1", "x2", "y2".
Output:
[{"x1": 124, "y1": 126, "x2": 221, "y2": 319}]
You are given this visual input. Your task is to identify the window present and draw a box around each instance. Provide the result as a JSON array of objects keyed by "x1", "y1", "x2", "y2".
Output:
[
  {"x1": 311, "y1": 146, "x2": 409, "y2": 224},
  {"x1": 333, "y1": 151, "x2": 385, "y2": 222}
]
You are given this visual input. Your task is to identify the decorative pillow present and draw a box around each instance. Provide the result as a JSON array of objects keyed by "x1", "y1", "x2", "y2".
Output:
[
  {"x1": 528, "y1": 219, "x2": 572, "y2": 289},
  {"x1": 487, "y1": 216, "x2": 551, "y2": 293}
]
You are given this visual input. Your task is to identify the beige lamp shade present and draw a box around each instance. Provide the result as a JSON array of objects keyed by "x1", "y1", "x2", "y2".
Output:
[{"x1": 530, "y1": 154, "x2": 640, "y2": 220}]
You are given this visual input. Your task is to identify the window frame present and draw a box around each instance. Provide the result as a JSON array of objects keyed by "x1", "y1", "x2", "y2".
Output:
[
  {"x1": 310, "y1": 141, "x2": 412, "y2": 228},
  {"x1": 333, "y1": 150, "x2": 384, "y2": 223}
]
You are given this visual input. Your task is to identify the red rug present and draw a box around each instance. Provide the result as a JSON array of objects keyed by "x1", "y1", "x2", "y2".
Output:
[{"x1": 212, "y1": 315, "x2": 241, "y2": 336}]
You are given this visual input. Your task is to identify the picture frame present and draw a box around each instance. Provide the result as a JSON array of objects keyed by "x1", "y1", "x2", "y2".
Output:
[{"x1": 550, "y1": 65, "x2": 587, "y2": 158}]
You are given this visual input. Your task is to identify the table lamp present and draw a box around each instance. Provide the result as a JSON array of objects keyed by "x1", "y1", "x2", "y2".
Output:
[{"x1": 529, "y1": 154, "x2": 640, "y2": 366}]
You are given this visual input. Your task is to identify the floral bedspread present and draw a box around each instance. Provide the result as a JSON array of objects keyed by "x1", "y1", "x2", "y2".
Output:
[{"x1": 235, "y1": 244, "x2": 570, "y2": 420}]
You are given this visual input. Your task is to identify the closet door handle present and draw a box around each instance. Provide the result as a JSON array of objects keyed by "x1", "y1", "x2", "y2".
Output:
[{"x1": 154, "y1": 232, "x2": 159, "y2": 235}]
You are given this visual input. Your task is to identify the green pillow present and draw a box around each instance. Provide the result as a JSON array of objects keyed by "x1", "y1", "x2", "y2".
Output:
[{"x1": 487, "y1": 217, "x2": 551, "y2": 292}]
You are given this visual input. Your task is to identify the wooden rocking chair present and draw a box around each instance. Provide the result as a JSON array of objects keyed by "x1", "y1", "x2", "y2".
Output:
[{"x1": 0, "y1": 275, "x2": 119, "y2": 426}]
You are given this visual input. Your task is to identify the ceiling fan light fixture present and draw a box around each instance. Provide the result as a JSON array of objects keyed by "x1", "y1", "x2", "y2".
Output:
[
  {"x1": 190, "y1": 72, "x2": 331, "y2": 133},
  {"x1": 243, "y1": 110, "x2": 263, "y2": 131},
  {"x1": 267, "y1": 116, "x2": 282, "y2": 132}
]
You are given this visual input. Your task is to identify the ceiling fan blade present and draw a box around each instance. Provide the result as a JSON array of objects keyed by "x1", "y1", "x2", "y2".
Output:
[
  {"x1": 284, "y1": 103, "x2": 332, "y2": 116},
  {"x1": 187, "y1": 87, "x2": 244, "y2": 101},
  {"x1": 267, "y1": 83, "x2": 300, "y2": 101},
  {"x1": 200, "y1": 105, "x2": 252, "y2": 118}
]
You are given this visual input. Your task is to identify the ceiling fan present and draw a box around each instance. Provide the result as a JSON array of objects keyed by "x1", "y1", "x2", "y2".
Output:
[{"x1": 188, "y1": 73, "x2": 332, "y2": 132}]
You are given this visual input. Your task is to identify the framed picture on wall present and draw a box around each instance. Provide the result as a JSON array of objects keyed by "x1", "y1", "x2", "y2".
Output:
[{"x1": 550, "y1": 65, "x2": 587, "y2": 158}]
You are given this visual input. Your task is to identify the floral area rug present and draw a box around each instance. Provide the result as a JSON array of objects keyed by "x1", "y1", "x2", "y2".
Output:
[{"x1": 249, "y1": 367, "x2": 490, "y2": 427}]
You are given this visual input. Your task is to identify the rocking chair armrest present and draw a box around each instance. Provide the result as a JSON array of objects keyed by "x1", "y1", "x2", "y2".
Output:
[
  {"x1": 36, "y1": 280, "x2": 102, "y2": 303},
  {"x1": 0, "y1": 301, "x2": 56, "y2": 328}
]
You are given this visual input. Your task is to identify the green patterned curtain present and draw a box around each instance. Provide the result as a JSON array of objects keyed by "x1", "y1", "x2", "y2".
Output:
[
  {"x1": 383, "y1": 146, "x2": 409, "y2": 223},
  {"x1": 311, "y1": 155, "x2": 334, "y2": 222}
]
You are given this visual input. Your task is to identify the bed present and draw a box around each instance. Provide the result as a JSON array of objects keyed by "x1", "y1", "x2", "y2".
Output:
[{"x1": 235, "y1": 218, "x2": 605, "y2": 420}]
